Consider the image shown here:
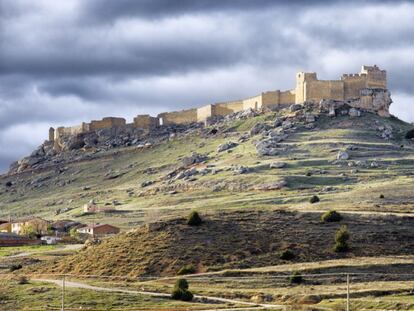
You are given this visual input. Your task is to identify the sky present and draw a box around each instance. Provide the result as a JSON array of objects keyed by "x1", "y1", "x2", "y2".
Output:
[{"x1": 1, "y1": 0, "x2": 414, "y2": 172}]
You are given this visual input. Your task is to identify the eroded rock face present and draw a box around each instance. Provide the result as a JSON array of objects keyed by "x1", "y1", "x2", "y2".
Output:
[{"x1": 372, "y1": 89, "x2": 392, "y2": 117}]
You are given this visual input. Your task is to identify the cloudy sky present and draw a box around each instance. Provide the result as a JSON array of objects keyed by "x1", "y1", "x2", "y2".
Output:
[{"x1": 1, "y1": 0, "x2": 414, "y2": 172}]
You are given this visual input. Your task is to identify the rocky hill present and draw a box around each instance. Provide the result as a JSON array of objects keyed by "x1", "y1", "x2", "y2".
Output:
[
  {"x1": 2, "y1": 100, "x2": 414, "y2": 309},
  {"x1": 1, "y1": 101, "x2": 413, "y2": 225}
]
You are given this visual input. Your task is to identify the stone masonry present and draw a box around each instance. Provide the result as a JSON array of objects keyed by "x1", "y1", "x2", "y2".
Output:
[{"x1": 48, "y1": 65, "x2": 391, "y2": 150}]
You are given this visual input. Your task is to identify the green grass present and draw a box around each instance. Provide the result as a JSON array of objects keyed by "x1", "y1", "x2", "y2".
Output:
[
  {"x1": 1, "y1": 110, "x2": 414, "y2": 230},
  {"x1": 0, "y1": 280, "x2": 221, "y2": 310},
  {"x1": 0, "y1": 245, "x2": 60, "y2": 257}
]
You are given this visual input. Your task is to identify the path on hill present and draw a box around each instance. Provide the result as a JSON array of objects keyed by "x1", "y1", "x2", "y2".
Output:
[
  {"x1": 7, "y1": 244, "x2": 83, "y2": 258},
  {"x1": 294, "y1": 208, "x2": 414, "y2": 217},
  {"x1": 35, "y1": 278, "x2": 284, "y2": 310}
]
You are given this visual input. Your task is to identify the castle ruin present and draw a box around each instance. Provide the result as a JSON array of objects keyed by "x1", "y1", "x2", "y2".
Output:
[{"x1": 49, "y1": 65, "x2": 390, "y2": 150}]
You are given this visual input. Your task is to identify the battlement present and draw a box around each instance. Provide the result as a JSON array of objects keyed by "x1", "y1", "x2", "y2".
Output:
[{"x1": 48, "y1": 65, "x2": 389, "y2": 149}]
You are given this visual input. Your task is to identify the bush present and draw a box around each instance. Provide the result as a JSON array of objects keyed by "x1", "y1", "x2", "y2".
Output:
[
  {"x1": 180, "y1": 289, "x2": 194, "y2": 301},
  {"x1": 17, "y1": 276, "x2": 29, "y2": 285},
  {"x1": 171, "y1": 278, "x2": 193, "y2": 301},
  {"x1": 177, "y1": 264, "x2": 196, "y2": 275},
  {"x1": 289, "y1": 271, "x2": 303, "y2": 284},
  {"x1": 175, "y1": 278, "x2": 189, "y2": 291},
  {"x1": 334, "y1": 225, "x2": 350, "y2": 253},
  {"x1": 379, "y1": 194, "x2": 385, "y2": 199},
  {"x1": 187, "y1": 211, "x2": 202, "y2": 226},
  {"x1": 280, "y1": 250, "x2": 295, "y2": 260},
  {"x1": 309, "y1": 195, "x2": 320, "y2": 204},
  {"x1": 335, "y1": 225, "x2": 350, "y2": 244},
  {"x1": 171, "y1": 288, "x2": 184, "y2": 300},
  {"x1": 9, "y1": 264, "x2": 23, "y2": 272},
  {"x1": 405, "y1": 129, "x2": 414, "y2": 139},
  {"x1": 334, "y1": 242, "x2": 349, "y2": 252},
  {"x1": 321, "y1": 210, "x2": 342, "y2": 223}
]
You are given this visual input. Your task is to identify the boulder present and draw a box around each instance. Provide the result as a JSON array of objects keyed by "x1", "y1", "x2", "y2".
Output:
[
  {"x1": 182, "y1": 152, "x2": 208, "y2": 167},
  {"x1": 282, "y1": 120, "x2": 294, "y2": 129},
  {"x1": 269, "y1": 162, "x2": 286, "y2": 169},
  {"x1": 255, "y1": 180, "x2": 287, "y2": 190},
  {"x1": 305, "y1": 114, "x2": 316, "y2": 123},
  {"x1": 250, "y1": 122, "x2": 271, "y2": 136},
  {"x1": 349, "y1": 108, "x2": 361, "y2": 117},
  {"x1": 337, "y1": 151, "x2": 349, "y2": 160},
  {"x1": 217, "y1": 141, "x2": 238, "y2": 152},
  {"x1": 141, "y1": 180, "x2": 154, "y2": 188},
  {"x1": 289, "y1": 104, "x2": 302, "y2": 112},
  {"x1": 233, "y1": 166, "x2": 250, "y2": 174}
]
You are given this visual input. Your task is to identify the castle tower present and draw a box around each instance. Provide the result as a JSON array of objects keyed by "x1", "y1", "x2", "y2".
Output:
[
  {"x1": 48, "y1": 127, "x2": 55, "y2": 142},
  {"x1": 295, "y1": 72, "x2": 317, "y2": 104},
  {"x1": 360, "y1": 65, "x2": 387, "y2": 89}
]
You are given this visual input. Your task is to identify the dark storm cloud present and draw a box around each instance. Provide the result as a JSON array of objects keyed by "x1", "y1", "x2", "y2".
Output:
[
  {"x1": 0, "y1": 0, "x2": 414, "y2": 173},
  {"x1": 81, "y1": 0, "x2": 401, "y2": 21}
]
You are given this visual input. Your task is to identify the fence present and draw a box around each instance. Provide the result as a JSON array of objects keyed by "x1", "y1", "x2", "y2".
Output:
[{"x1": 0, "y1": 271, "x2": 413, "y2": 310}]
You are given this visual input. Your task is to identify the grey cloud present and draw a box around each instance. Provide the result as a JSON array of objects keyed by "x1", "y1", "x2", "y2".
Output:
[
  {"x1": 80, "y1": 0, "x2": 401, "y2": 21},
  {"x1": 1, "y1": 0, "x2": 414, "y2": 172}
]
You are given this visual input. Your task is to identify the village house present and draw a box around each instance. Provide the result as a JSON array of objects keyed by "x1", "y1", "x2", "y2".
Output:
[
  {"x1": 0, "y1": 222, "x2": 11, "y2": 233},
  {"x1": 41, "y1": 235, "x2": 62, "y2": 245},
  {"x1": 77, "y1": 224, "x2": 120, "y2": 237},
  {"x1": 83, "y1": 201, "x2": 115, "y2": 213},
  {"x1": 11, "y1": 217, "x2": 50, "y2": 236},
  {"x1": 51, "y1": 220, "x2": 82, "y2": 234}
]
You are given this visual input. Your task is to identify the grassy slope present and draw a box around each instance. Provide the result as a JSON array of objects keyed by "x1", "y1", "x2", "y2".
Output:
[
  {"x1": 1, "y1": 110, "x2": 414, "y2": 310},
  {"x1": 0, "y1": 111, "x2": 413, "y2": 230},
  {"x1": 32, "y1": 210, "x2": 413, "y2": 277}
]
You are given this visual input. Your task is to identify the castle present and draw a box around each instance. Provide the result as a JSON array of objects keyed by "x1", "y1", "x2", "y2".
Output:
[{"x1": 49, "y1": 65, "x2": 389, "y2": 150}]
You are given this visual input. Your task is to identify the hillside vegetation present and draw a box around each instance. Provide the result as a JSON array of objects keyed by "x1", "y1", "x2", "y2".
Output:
[
  {"x1": 2, "y1": 105, "x2": 414, "y2": 309},
  {"x1": 1, "y1": 108, "x2": 413, "y2": 230},
  {"x1": 34, "y1": 210, "x2": 413, "y2": 277}
]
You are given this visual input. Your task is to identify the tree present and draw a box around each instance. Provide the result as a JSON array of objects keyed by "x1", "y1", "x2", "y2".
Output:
[
  {"x1": 334, "y1": 225, "x2": 350, "y2": 252},
  {"x1": 171, "y1": 278, "x2": 193, "y2": 301},
  {"x1": 21, "y1": 224, "x2": 37, "y2": 239},
  {"x1": 187, "y1": 211, "x2": 202, "y2": 226}
]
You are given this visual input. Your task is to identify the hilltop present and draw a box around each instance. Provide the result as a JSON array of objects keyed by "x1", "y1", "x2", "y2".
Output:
[
  {"x1": 2, "y1": 94, "x2": 414, "y2": 309},
  {"x1": 1, "y1": 100, "x2": 413, "y2": 226}
]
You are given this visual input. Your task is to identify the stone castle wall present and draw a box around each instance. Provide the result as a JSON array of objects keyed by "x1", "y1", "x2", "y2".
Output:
[
  {"x1": 49, "y1": 65, "x2": 389, "y2": 148},
  {"x1": 133, "y1": 115, "x2": 159, "y2": 129},
  {"x1": 89, "y1": 117, "x2": 126, "y2": 131},
  {"x1": 158, "y1": 108, "x2": 198, "y2": 125}
]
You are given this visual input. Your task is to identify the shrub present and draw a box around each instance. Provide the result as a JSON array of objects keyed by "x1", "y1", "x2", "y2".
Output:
[
  {"x1": 289, "y1": 271, "x2": 303, "y2": 284},
  {"x1": 177, "y1": 264, "x2": 196, "y2": 275},
  {"x1": 17, "y1": 276, "x2": 29, "y2": 285},
  {"x1": 187, "y1": 211, "x2": 202, "y2": 226},
  {"x1": 335, "y1": 225, "x2": 350, "y2": 244},
  {"x1": 334, "y1": 225, "x2": 350, "y2": 253},
  {"x1": 9, "y1": 264, "x2": 22, "y2": 272},
  {"x1": 280, "y1": 250, "x2": 295, "y2": 260},
  {"x1": 180, "y1": 289, "x2": 194, "y2": 301},
  {"x1": 171, "y1": 278, "x2": 193, "y2": 301},
  {"x1": 379, "y1": 194, "x2": 385, "y2": 199},
  {"x1": 334, "y1": 242, "x2": 349, "y2": 252},
  {"x1": 309, "y1": 195, "x2": 320, "y2": 204},
  {"x1": 405, "y1": 129, "x2": 414, "y2": 139},
  {"x1": 175, "y1": 278, "x2": 189, "y2": 291},
  {"x1": 171, "y1": 288, "x2": 184, "y2": 300},
  {"x1": 321, "y1": 210, "x2": 342, "y2": 222}
]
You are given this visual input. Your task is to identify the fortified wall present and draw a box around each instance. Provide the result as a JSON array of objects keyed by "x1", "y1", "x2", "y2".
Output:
[{"x1": 49, "y1": 65, "x2": 390, "y2": 149}]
